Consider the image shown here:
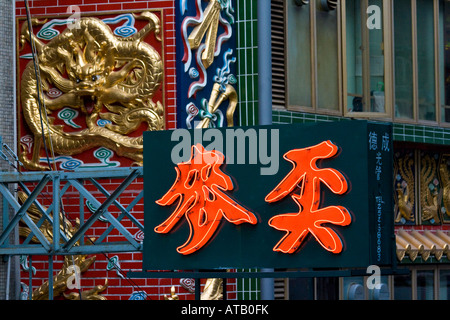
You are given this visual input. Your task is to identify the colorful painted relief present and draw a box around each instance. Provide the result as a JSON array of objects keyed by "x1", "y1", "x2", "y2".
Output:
[
  {"x1": 393, "y1": 149, "x2": 415, "y2": 225},
  {"x1": 17, "y1": 11, "x2": 165, "y2": 170},
  {"x1": 176, "y1": 0, "x2": 238, "y2": 129},
  {"x1": 394, "y1": 149, "x2": 450, "y2": 226}
]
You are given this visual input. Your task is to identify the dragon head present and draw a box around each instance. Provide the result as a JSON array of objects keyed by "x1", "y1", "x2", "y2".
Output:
[{"x1": 60, "y1": 39, "x2": 111, "y2": 115}]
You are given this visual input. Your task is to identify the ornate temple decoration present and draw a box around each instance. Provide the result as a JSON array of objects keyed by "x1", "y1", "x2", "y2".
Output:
[
  {"x1": 201, "y1": 278, "x2": 223, "y2": 300},
  {"x1": 177, "y1": 278, "x2": 224, "y2": 300},
  {"x1": 17, "y1": 11, "x2": 164, "y2": 170},
  {"x1": 187, "y1": 0, "x2": 223, "y2": 70},
  {"x1": 196, "y1": 82, "x2": 237, "y2": 128},
  {"x1": 180, "y1": 278, "x2": 195, "y2": 293},
  {"x1": 18, "y1": 191, "x2": 107, "y2": 300},
  {"x1": 30, "y1": 254, "x2": 107, "y2": 300},
  {"x1": 393, "y1": 150, "x2": 415, "y2": 224},
  {"x1": 439, "y1": 154, "x2": 450, "y2": 223},
  {"x1": 129, "y1": 291, "x2": 148, "y2": 300},
  {"x1": 106, "y1": 255, "x2": 126, "y2": 279},
  {"x1": 177, "y1": 0, "x2": 237, "y2": 129},
  {"x1": 164, "y1": 286, "x2": 180, "y2": 300},
  {"x1": 63, "y1": 279, "x2": 108, "y2": 300},
  {"x1": 395, "y1": 229, "x2": 450, "y2": 262},
  {"x1": 393, "y1": 148, "x2": 450, "y2": 227},
  {"x1": 420, "y1": 153, "x2": 442, "y2": 224}
]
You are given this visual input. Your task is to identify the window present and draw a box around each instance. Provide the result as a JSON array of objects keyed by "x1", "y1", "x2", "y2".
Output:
[
  {"x1": 286, "y1": 0, "x2": 341, "y2": 113},
  {"x1": 393, "y1": 267, "x2": 450, "y2": 300},
  {"x1": 417, "y1": 0, "x2": 437, "y2": 122},
  {"x1": 276, "y1": 0, "x2": 450, "y2": 125},
  {"x1": 439, "y1": 269, "x2": 450, "y2": 299},
  {"x1": 343, "y1": 0, "x2": 392, "y2": 118},
  {"x1": 368, "y1": 275, "x2": 390, "y2": 300},
  {"x1": 342, "y1": 277, "x2": 366, "y2": 300},
  {"x1": 417, "y1": 270, "x2": 435, "y2": 300},
  {"x1": 288, "y1": 278, "x2": 315, "y2": 300},
  {"x1": 394, "y1": 273, "x2": 413, "y2": 299},
  {"x1": 394, "y1": 0, "x2": 439, "y2": 123},
  {"x1": 341, "y1": 275, "x2": 390, "y2": 300},
  {"x1": 284, "y1": 0, "x2": 393, "y2": 117},
  {"x1": 315, "y1": 277, "x2": 340, "y2": 300},
  {"x1": 394, "y1": 0, "x2": 414, "y2": 120},
  {"x1": 274, "y1": 276, "x2": 340, "y2": 300},
  {"x1": 440, "y1": 0, "x2": 450, "y2": 124}
]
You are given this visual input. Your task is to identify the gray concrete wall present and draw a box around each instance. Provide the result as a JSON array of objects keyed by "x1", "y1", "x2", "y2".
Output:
[{"x1": 0, "y1": 0, "x2": 19, "y2": 300}]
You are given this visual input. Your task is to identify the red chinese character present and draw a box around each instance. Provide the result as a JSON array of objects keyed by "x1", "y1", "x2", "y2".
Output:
[
  {"x1": 155, "y1": 144, "x2": 258, "y2": 255},
  {"x1": 265, "y1": 141, "x2": 351, "y2": 254}
]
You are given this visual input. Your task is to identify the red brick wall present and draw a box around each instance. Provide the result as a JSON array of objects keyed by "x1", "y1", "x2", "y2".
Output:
[{"x1": 15, "y1": 0, "x2": 237, "y2": 300}]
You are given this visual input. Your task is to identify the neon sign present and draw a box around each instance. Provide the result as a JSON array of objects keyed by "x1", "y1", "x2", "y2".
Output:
[
  {"x1": 155, "y1": 140, "x2": 351, "y2": 256},
  {"x1": 154, "y1": 143, "x2": 257, "y2": 255},
  {"x1": 265, "y1": 141, "x2": 351, "y2": 254},
  {"x1": 144, "y1": 121, "x2": 394, "y2": 270}
]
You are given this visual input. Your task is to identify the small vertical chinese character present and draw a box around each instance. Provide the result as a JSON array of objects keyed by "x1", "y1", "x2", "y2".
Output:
[
  {"x1": 381, "y1": 133, "x2": 390, "y2": 152},
  {"x1": 375, "y1": 152, "x2": 382, "y2": 180},
  {"x1": 369, "y1": 131, "x2": 378, "y2": 151}
]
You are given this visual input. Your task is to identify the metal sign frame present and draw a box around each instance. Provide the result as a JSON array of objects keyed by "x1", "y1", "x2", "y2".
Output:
[{"x1": 143, "y1": 121, "x2": 395, "y2": 270}]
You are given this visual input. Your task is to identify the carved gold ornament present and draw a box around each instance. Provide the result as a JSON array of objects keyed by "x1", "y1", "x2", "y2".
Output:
[
  {"x1": 421, "y1": 154, "x2": 442, "y2": 224},
  {"x1": 18, "y1": 191, "x2": 107, "y2": 300},
  {"x1": 19, "y1": 11, "x2": 164, "y2": 170},
  {"x1": 439, "y1": 154, "x2": 450, "y2": 220},
  {"x1": 201, "y1": 278, "x2": 223, "y2": 300},
  {"x1": 394, "y1": 153, "x2": 415, "y2": 223},
  {"x1": 31, "y1": 255, "x2": 103, "y2": 300},
  {"x1": 63, "y1": 279, "x2": 108, "y2": 300},
  {"x1": 164, "y1": 286, "x2": 179, "y2": 300},
  {"x1": 188, "y1": 0, "x2": 222, "y2": 69},
  {"x1": 196, "y1": 82, "x2": 237, "y2": 128},
  {"x1": 18, "y1": 191, "x2": 78, "y2": 243}
]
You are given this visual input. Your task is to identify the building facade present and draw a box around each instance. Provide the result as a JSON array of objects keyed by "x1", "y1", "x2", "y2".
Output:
[
  {"x1": 9, "y1": 0, "x2": 258, "y2": 300},
  {"x1": 1, "y1": 0, "x2": 449, "y2": 300},
  {"x1": 271, "y1": 0, "x2": 450, "y2": 300}
]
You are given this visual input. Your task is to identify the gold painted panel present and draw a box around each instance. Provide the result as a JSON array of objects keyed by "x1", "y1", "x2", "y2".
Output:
[{"x1": 16, "y1": 11, "x2": 165, "y2": 170}]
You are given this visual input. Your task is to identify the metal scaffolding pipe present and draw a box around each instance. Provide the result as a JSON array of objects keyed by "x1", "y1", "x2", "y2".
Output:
[
  {"x1": 258, "y1": 0, "x2": 274, "y2": 300},
  {"x1": 258, "y1": 0, "x2": 273, "y2": 126}
]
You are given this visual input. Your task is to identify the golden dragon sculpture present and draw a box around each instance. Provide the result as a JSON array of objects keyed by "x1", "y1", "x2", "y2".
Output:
[
  {"x1": 439, "y1": 154, "x2": 450, "y2": 220},
  {"x1": 19, "y1": 11, "x2": 164, "y2": 170},
  {"x1": 420, "y1": 154, "x2": 442, "y2": 224},
  {"x1": 18, "y1": 191, "x2": 107, "y2": 300},
  {"x1": 393, "y1": 152, "x2": 415, "y2": 223}
]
